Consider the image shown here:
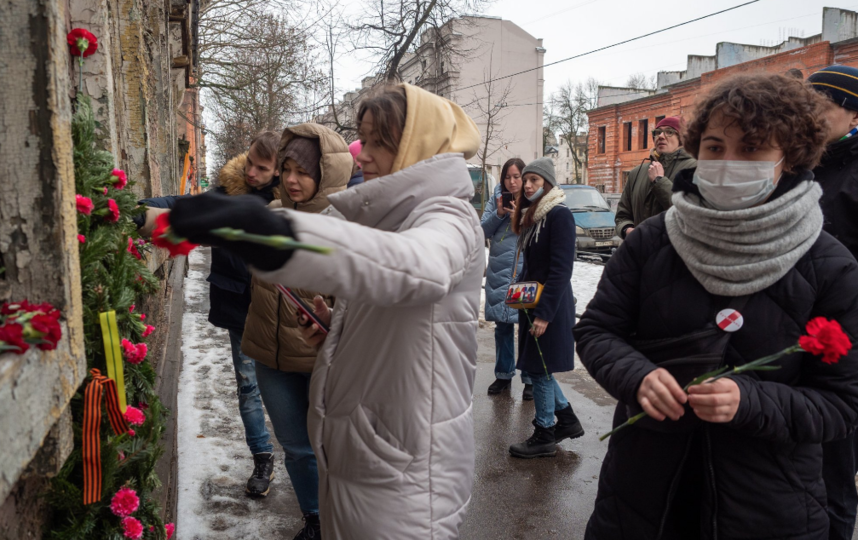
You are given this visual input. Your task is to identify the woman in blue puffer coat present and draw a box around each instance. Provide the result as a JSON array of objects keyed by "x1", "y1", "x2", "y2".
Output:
[{"x1": 482, "y1": 157, "x2": 533, "y2": 400}]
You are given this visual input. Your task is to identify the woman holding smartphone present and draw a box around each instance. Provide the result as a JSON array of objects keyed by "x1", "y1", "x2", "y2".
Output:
[
  {"x1": 169, "y1": 83, "x2": 483, "y2": 539},
  {"x1": 508, "y1": 157, "x2": 585, "y2": 459},
  {"x1": 482, "y1": 157, "x2": 533, "y2": 400},
  {"x1": 240, "y1": 124, "x2": 351, "y2": 539}
]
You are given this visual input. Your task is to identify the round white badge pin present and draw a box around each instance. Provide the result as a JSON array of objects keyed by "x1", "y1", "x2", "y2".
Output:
[{"x1": 716, "y1": 309, "x2": 744, "y2": 333}]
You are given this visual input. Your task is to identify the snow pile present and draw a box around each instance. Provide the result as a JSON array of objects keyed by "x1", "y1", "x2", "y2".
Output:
[{"x1": 176, "y1": 249, "x2": 302, "y2": 538}]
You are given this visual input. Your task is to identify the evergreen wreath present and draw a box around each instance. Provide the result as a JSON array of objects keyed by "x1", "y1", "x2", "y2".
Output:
[{"x1": 47, "y1": 95, "x2": 172, "y2": 540}]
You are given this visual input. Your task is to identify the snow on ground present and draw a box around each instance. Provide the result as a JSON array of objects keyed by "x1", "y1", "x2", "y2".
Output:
[{"x1": 176, "y1": 249, "x2": 302, "y2": 539}]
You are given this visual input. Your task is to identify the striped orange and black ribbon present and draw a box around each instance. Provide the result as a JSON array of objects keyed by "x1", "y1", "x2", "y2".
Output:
[{"x1": 82, "y1": 368, "x2": 129, "y2": 505}]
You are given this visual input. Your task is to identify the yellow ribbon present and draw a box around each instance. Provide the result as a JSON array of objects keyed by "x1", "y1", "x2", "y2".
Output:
[{"x1": 98, "y1": 311, "x2": 127, "y2": 413}]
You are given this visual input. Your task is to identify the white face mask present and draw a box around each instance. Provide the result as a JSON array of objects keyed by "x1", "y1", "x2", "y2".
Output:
[
  {"x1": 692, "y1": 157, "x2": 785, "y2": 211},
  {"x1": 525, "y1": 187, "x2": 544, "y2": 202}
]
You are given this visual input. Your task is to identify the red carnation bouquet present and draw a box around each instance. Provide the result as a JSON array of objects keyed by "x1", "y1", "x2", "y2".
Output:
[
  {"x1": 600, "y1": 317, "x2": 853, "y2": 441},
  {"x1": 0, "y1": 300, "x2": 62, "y2": 354}
]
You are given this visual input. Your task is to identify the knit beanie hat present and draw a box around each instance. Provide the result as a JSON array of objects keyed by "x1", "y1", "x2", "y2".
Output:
[
  {"x1": 808, "y1": 65, "x2": 858, "y2": 112},
  {"x1": 282, "y1": 136, "x2": 322, "y2": 185},
  {"x1": 656, "y1": 116, "x2": 682, "y2": 132},
  {"x1": 521, "y1": 157, "x2": 556, "y2": 187}
]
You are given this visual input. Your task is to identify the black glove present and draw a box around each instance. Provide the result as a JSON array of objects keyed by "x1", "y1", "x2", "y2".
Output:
[{"x1": 170, "y1": 191, "x2": 295, "y2": 271}]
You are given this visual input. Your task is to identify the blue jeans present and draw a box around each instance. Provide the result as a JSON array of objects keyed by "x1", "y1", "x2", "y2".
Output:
[
  {"x1": 526, "y1": 372, "x2": 569, "y2": 429},
  {"x1": 494, "y1": 322, "x2": 532, "y2": 384},
  {"x1": 255, "y1": 363, "x2": 319, "y2": 515},
  {"x1": 227, "y1": 329, "x2": 273, "y2": 455}
]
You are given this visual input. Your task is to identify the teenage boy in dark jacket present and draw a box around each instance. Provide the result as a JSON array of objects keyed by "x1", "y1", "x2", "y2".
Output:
[
  {"x1": 134, "y1": 132, "x2": 282, "y2": 497},
  {"x1": 809, "y1": 64, "x2": 858, "y2": 540}
]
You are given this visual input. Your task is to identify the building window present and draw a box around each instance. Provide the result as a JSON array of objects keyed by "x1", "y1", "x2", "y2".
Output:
[
  {"x1": 598, "y1": 126, "x2": 606, "y2": 154},
  {"x1": 566, "y1": 162, "x2": 570, "y2": 170},
  {"x1": 623, "y1": 122, "x2": 632, "y2": 152},
  {"x1": 655, "y1": 115, "x2": 665, "y2": 127},
  {"x1": 639, "y1": 119, "x2": 649, "y2": 149}
]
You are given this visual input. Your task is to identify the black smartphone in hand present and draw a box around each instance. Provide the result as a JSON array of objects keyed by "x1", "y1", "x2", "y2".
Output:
[{"x1": 501, "y1": 192, "x2": 514, "y2": 209}]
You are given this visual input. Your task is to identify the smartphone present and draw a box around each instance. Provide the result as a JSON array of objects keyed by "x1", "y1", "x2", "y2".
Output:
[
  {"x1": 501, "y1": 192, "x2": 514, "y2": 209},
  {"x1": 275, "y1": 284, "x2": 329, "y2": 334}
]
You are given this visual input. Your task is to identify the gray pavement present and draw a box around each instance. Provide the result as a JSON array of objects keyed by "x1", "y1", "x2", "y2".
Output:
[{"x1": 460, "y1": 323, "x2": 615, "y2": 540}]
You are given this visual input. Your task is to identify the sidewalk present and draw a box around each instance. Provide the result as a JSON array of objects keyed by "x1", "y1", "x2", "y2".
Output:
[{"x1": 175, "y1": 248, "x2": 616, "y2": 539}]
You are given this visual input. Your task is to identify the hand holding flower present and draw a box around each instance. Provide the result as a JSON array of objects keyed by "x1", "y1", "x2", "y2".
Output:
[
  {"x1": 637, "y1": 368, "x2": 687, "y2": 421},
  {"x1": 687, "y1": 378, "x2": 741, "y2": 423}
]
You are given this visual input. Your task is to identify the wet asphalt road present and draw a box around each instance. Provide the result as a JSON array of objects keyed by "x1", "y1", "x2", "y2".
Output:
[{"x1": 459, "y1": 323, "x2": 615, "y2": 540}]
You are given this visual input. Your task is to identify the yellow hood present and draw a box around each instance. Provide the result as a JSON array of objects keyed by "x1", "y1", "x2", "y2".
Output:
[{"x1": 391, "y1": 83, "x2": 481, "y2": 174}]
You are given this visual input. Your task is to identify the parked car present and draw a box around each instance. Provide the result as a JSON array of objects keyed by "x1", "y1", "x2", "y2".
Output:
[
  {"x1": 467, "y1": 164, "x2": 498, "y2": 216},
  {"x1": 559, "y1": 185, "x2": 622, "y2": 259}
]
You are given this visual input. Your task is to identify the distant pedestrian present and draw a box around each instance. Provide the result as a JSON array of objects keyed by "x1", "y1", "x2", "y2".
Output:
[
  {"x1": 508, "y1": 157, "x2": 584, "y2": 459},
  {"x1": 614, "y1": 116, "x2": 696, "y2": 239},
  {"x1": 577, "y1": 73, "x2": 858, "y2": 539},
  {"x1": 482, "y1": 157, "x2": 533, "y2": 400},
  {"x1": 133, "y1": 132, "x2": 281, "y2": 498},
  {"x1": 168, "y1": 83, "x2": 484, "y2": 539},
  {"x1": 809, "y1": 63, "x2": 858, "y2": 540}
]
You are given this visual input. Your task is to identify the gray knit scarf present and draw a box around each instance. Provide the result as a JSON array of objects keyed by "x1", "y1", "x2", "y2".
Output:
[{"x1": 664, "y1": 180, "x2": 823, "y2": 297}]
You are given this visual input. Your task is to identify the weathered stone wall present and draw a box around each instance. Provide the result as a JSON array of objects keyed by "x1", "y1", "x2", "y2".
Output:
[{"x1": 0, "y1": 0, "x2": 200, "y2": 534}]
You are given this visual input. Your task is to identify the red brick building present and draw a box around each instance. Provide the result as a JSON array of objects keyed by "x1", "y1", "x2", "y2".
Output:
[{"x1": 586, "y1": 7, "x2": 858, "y2": 193}]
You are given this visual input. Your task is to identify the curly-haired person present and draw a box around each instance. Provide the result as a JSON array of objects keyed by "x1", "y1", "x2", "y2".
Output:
[{"x1": 576, "y1": 73, "x2": 858, "y2": 539}]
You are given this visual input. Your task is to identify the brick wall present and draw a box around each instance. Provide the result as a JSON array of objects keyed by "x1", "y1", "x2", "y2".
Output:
[{"x1": 587, "y1": 40, "x2": 857, "y2": 192}]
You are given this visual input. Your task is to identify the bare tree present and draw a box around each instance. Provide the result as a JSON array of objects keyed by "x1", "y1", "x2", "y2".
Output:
[
  {"x1": 349, "y1": 0, "x2": 490, "y2": 82},
  {"x1": 200, "y1": 1, "x2": 326, "y2": 173},
  {"x1": 625, "y1": 72, "x2": 657, "y2": 91},
  {"x1": 551, "y1": 78, "x2": 600, "y2": 184},
  {"x1": 471, "y1": 55, "x2": 516, "y2": 211}
]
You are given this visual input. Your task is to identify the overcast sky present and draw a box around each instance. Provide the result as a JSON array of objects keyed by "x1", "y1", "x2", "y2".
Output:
[{"x1": 332, "y1": 0, "x2": 858, "y2": 105}]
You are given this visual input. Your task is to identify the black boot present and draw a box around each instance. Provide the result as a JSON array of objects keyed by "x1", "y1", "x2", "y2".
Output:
[
  {"x1": 488, "y1": 378, "x2": 511, "y2": 395},
  {"x1": 293, "y1": 513, "x2": 321, "y2": 539},
  {"x1": 509, "y1": 421, "x2": 556, "y2": 458},
  {"x1": 554, "y1": 404, "x2": 585, "y2": 442},
  {"x1": 522, "y1": 383, "x2": 534, "y2": 401},
  {"x1": 246, "y1": 452, "x2": 275, "y2": 497}
]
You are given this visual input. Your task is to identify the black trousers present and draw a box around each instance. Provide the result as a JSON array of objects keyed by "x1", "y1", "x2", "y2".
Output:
[{"x1": 823, "y1": 432, "x2": 858, "y2": 540}]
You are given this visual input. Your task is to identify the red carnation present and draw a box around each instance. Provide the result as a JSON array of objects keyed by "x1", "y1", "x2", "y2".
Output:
[
  {"x1": 127, "y1": 237, "x2": 142, "y2": 260},
  {"x1": 106, "y1": 199, "x2": 120, "y2": 223},
  {"x1": 76, "y1": 194, "x2": 94, "y2": 215},
  {"x1": 103, "y1": 186, "x2": 108, "y2": 195},
  {"x1": 121, "y1": 338, "x2": 147, "y2": 364},
  {"x1": 67, "y1": 28, "x2": 98, "y2": 57},
  {"x1": 111, "y1": 169, "x2": 128, "y2": 190},
  {"x1": 129, "y1": 304, "x2": 135, "y2": 313},
  {"x1": 124, "y1": 406, "x2": 145, "y2": 426},
  {"x1": 0, "y1": 323, "x2": 29, "y2": 354},
  {"x1": 109, "y1": 487, "x2": 140, "y2": 517},
  {"x1": 78, "y1": 234, "x2": 86, "y2": 244},
  {"x1": 30, "y1": 314, "x2": 62, "y2": 350},
  {"x1": 142, "y1": 325, "x2": 155, "y2": 338},
  {"x1": 121, "y1": 516, "x2": 143, "y2": 540},
  {"x1": 165, "y1": 523, "x2": 175, "y2": 539},
  {"x1": 152, "y1": 212, "x2": 198, "y2": 257},
  {"x1": 799, "y1": 317, "x2": 852, "y2": 365},
  {"x1": 127, "y1": 428, "x2": 136, "y2": 437}
]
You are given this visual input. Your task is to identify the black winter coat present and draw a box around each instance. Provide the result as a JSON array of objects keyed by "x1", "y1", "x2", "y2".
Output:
[
  {"x1": 575, "y1": 184, "x2": 858, "y2": 539},
  {"x1": 816, "y1": 136, "x2": 858, "y2": 259},
  {"x1": 516, "y1": 205, "x2": 577, "y2": 375}
]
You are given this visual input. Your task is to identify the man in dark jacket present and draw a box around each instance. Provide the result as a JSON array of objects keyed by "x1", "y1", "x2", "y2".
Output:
[
  {"x1": 809, "y1": 64, "x2": 858, "y2": 540},
  {"x1": 134, "y1": 132, "x2": 282, "y2": 497},
  {"x1": 614, "y1": 116, "x2": 696, "y2": 238}
]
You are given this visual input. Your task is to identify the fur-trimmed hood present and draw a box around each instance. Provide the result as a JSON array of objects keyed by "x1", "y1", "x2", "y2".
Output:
[{"x1": 217, "y1": 153, "x2": 282, "y2": 199}]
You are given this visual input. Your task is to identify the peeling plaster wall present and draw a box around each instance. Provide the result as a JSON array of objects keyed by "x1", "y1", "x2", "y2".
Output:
[
  {"x1": 0, "y1": 0, "x2": 85, "y2": 521},
  {"x1": 0, "y1": 0, "x2": 199, "y2": 534}
]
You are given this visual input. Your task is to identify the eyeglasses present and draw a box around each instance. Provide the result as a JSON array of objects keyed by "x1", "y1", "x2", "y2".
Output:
[{"x1": 652, "y1": 128, "x2": 678, "y2": 139}]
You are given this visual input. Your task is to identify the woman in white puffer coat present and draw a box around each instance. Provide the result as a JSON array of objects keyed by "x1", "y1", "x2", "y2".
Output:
[{"x1": 170, "y1": 83, "x2": 484, "y2": 539}]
